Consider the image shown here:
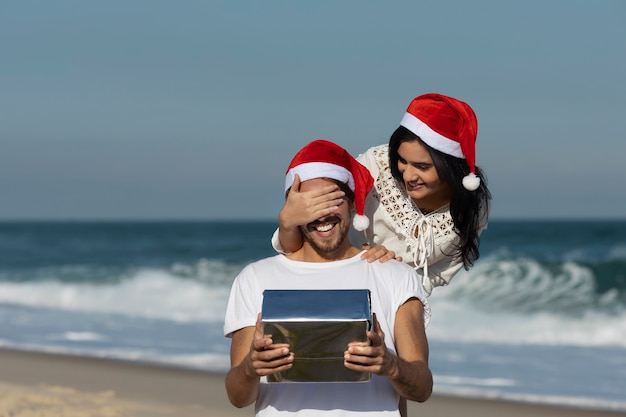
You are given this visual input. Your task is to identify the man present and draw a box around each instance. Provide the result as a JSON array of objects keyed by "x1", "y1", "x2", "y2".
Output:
[{"x1": 224, "y1": 139, "x2": 433, "y2": 416}]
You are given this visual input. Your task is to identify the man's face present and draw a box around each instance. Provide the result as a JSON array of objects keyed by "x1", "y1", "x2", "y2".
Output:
[{"x1": 299, "y1": 178, "x2": 353, "y2": 256}]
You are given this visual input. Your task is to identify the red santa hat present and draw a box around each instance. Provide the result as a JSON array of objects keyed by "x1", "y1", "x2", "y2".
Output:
[
  {"x1": 285, "y1": 139, "x2": 374, "y2": 231},
  {"x1": 399, "y1": 93, "x2": 481, "y2": 191}
]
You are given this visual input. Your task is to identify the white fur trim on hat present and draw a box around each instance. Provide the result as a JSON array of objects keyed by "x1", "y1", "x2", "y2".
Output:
[
  {"x1": 285, "y1": 162, "x2": 354, "y2": 192},
  {"x1": 400, "y1": 112, "x2": 465, "y2": 159}
]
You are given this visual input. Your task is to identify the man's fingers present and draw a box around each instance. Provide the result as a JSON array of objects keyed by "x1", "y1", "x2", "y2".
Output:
[
  {"x1": 253, "y1": 313, "x2": 273, "y2": 352},
  {"x1": 254, "y1": 313, "x2": 263, "y2": 339},
  {"x1": 370, "y1": 313, "x2": 385, "y2": 346}
]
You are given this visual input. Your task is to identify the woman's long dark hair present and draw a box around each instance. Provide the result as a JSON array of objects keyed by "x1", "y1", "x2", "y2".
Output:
[{"x1": 389, "y1": 126, "x2": 491, "y2": 270}]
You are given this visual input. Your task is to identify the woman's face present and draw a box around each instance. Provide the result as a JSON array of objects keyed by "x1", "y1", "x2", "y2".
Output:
[{"x1": 396, "y1": 140, "x2": 451, "y2": 210}]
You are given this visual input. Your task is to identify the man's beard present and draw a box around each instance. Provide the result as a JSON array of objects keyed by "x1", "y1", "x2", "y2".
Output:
[{"x1": 301, "y1": 217, "x2": 350, "y2": 255}]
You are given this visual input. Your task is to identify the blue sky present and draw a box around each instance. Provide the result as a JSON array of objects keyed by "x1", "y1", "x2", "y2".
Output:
[{"x1": 1, "y1": 1, "x2": 625, "y2": 220}]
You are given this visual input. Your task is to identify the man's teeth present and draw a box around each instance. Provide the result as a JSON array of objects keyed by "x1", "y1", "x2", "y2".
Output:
[{"x1": 316, "y1": 223, "x2": 334, "y2": 232}]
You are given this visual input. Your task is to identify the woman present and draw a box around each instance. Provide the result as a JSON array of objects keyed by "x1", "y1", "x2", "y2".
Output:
[{"x1": 273, "y1": 92, "x2": 491, "y2": 296}]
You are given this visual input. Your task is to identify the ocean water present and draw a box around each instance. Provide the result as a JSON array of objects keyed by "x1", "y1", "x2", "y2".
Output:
[{"x1": 0, "y1": 220, "x2": 625, "y2": 411}]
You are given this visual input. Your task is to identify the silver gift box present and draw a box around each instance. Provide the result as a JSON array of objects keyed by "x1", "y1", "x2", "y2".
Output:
[{"x1": 261, "y1": 289, "x2": 372, "y2": 383}]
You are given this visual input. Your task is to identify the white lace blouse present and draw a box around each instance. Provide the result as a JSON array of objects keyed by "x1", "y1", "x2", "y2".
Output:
[{"x1": 349, "y1": 145, "x2": 488, "y2": 296}]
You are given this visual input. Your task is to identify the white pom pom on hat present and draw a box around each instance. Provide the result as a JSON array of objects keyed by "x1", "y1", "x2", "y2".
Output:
[
  {"x1": 352, "y1": 214, "x2": 370, "y2": 232},
  {"x1": 399, "y1": 93, "x2": 481, "y2": 191},
  {"x1": 284, "y1": 139, "x2": 374, "y2": 231},
  {"x1": 462, "y1": 173, "x2": 480, "y2": 191}
]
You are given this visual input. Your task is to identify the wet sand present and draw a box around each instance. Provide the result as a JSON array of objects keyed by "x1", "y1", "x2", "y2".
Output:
[{"x1": 0, "y1": 348, "x2": 622, "y2": 416}]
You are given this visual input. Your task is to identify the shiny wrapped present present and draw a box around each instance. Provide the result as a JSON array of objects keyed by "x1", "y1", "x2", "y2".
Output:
[{"x1": 261, "y1": 289, "x2": 372, "y2": 383}]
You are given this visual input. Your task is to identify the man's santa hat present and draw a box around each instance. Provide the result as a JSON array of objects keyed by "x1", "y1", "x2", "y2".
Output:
[
  {"x1": 400, "y1": 93, "x2": 481, "y2": 191},
  {"x1": 285, "y1": 139, "x2": 374, "y2": 231}
]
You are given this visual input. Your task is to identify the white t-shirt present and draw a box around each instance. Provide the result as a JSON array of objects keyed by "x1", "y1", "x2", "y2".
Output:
[{"x1": 224, "y1": 252, "x2": 429, "y2": 417}]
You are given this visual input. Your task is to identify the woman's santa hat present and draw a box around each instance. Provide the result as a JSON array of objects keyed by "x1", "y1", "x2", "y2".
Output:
[
  {"x1": 285, "y1": 139, "x2": 374, "y2": 231},
  {"x1": 400, "y1": 93, "x2": 481, "y2": 191}
]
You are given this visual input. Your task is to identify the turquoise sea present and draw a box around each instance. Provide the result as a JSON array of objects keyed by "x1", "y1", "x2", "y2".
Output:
[{"x1": 0, "y1": 220, "x2": 624, "y2": 411}]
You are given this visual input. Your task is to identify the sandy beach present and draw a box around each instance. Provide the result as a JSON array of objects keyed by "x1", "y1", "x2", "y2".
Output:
[{"x1": 0, "y1": 348, "x2": 623, "y2": 417}]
